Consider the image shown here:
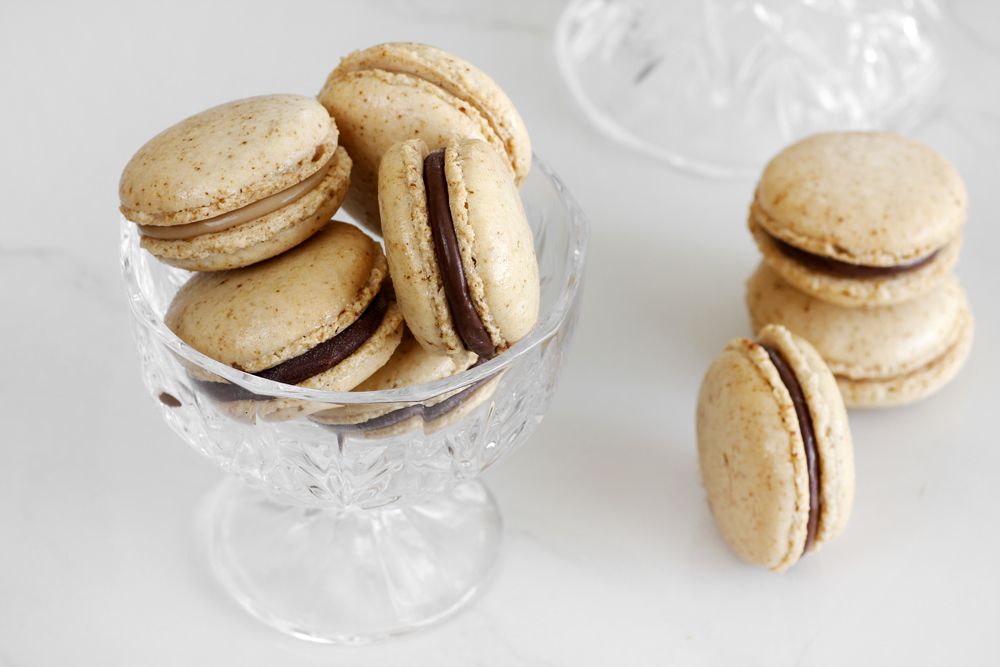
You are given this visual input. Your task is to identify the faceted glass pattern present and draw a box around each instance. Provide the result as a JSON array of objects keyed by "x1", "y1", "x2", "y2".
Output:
[
  {"x1": 121, "y1": 156, "x2": 589, "y2": 643},
  {"x1": 556, "y1": 0, "x2": 946, "y2": 177}
]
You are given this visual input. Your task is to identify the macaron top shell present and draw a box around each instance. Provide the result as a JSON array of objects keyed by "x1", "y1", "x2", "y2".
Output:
[
  {"x1": 747, "y1": 264, "x2": 969, "y2": 380},
  {"x1": 697, "y1": 325, "x2": 853, "y2": 571},
  {"x1": 330, "y1": 42, "x2": 531, "y2": 183},
  {"x1": 319, "y1": 42, "x2": 531, "y2": 230},
  {"x1": 165, "y1": 221, "x2": 387, "y2": 373},
  {"x1": 754, "y1": 132, "x2": 966, "y2": 265},
  {"x1": 120, "y1": 95, "x2": 338, "y2": 226}
]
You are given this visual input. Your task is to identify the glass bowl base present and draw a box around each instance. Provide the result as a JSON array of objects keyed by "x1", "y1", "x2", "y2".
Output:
[{"x1": 202, "y1": 479, "x2": 502, "y2": 644}]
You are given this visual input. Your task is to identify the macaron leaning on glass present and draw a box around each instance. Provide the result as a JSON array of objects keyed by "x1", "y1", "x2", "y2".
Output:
[
  {"x1": 378, "y1": 136, "x2": 540, "y2": 359},
  {"x1": 747, "y1": 264, "x2": 974, "y2": 408},
  {"x1": 748, "y1": 132, "x2": 965, "y2": 307},
  {"x1": 311, "y1": 331, "x2": 501, "y2": 437},
  {"x1": 165, "y1": 222, "x2": 404, "y2": 421},
  {"x1": 318, "y1": 42, "x2": 531, "y2": 232},
  {"x1": 120, "y1": 94, "x2": 352, "y2": 271},
  {"x1": 697, "y1": 324, "x2": 855, "y2": 572}
]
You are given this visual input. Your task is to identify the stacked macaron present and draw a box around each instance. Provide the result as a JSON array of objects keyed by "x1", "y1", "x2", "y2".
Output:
[
  {"x1": 746, "y1": 132, "x2": 973, "y2": 408},
  {"x1": 696, "y1": 132, "x2": 975, "y2": 572},
  {"x1": 119, "y1": 43, "x2": 540, "y2": 425}
]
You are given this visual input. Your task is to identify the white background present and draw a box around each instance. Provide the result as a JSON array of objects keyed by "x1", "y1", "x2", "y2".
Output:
[{"x1": 2, "y1": 1, "x2": 999, "y2": 664}]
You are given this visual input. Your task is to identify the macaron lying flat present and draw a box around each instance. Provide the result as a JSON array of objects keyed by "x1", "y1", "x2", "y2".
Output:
[
  {"x1": 166, "y1": 221, "x2": 403, "y2": 419},
  {"x1": 311, "y1": 331, "x2": 498, "y2": 435},
  {"x1": 379, "y1": 137, "x2": 539, "y2": 358},
  {"x1": 121, "y1": 95, "x2": 352, "y2": 271},
  {"x1": 318, "y1": 42, "x2": 531, "y2": 231},
  {"x1": 749, "y1": 132, "x2": 965, "y2": 307},
  {"x1": 697, "y1": 324, "x2": 855, "y2": 572},
  {"x1": 747, "y1": 264, "x2": 974, "y2": 408}
]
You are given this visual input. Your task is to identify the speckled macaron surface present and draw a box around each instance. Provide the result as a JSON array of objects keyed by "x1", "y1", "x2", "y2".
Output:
[
  {"x1": 749, "y1": 132, "x2": 966, "y2": 306},
  {"x1": 319, "y1": 42, "x2": 531, "y2": 231},
  {"x1": 165, "y1": 221, "x2": 402, "y2": 394},
  {"x1": 310, "y1": 331, "x2": 482, "y2": 430},
  {"x1": 120, "y1": 94, "x2": 351, "y2": 271},
  {"x1": 747, "y1": 264, "x2": 974, "y2": 407},
  {"x1": 379, "y1": 136, "x2": 540, "y2": 358},
  {"x1": 697, "y1": 324, "x2": 855, "y2": 572}
]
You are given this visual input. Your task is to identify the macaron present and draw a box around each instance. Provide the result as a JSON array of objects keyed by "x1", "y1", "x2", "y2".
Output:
[
  {"x1": 378, "y1": 136, "x2": 540, "y2": 358},
  {"x1": 311, "y1": 331, "x2": 499, "y2": 436},
  {"x1": 749, "y1": 132, "x2": 966, "y2": 307},
  {"x1": 696, "y1": 324, "x2": 855, "y2": 572},
  {"x1": 165, "y1": 221, "x2": 403, "y2": 419},
  {"x1": 318, "y1": 42, "x2": 531, "y2": 231},
  {"x1": 746, "y1": 263, "x2": 974, "y2": 408},
  {"x1": 120, "y1": 94, "x2": 352, "y2": 271}
]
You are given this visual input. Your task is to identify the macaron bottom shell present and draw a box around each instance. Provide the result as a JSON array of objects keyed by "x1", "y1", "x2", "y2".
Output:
[
  {"x1": 192, "y1": 305, "x2": 404, "y2": 422},
  {"x1": 310, "y1": 372, "x2": 502, "y2": 438},
  {"x1": 836, "y1": 308, "x2": 973, "y2": 408},
  {"x1": 140, "y1": 147, "x2": 352, "y2": 272},
  {"x1": 746, "y1": 264, "x2": 975, "y2": 408}
]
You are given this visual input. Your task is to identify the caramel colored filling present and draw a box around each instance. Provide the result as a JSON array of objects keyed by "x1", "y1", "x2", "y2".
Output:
[{"x1": 139, "y1": 155, "x2": 334, "y2": 240}]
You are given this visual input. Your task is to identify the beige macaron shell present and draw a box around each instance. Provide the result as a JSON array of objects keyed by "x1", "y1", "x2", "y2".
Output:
[
  {"x1": 751, "y1": 216, "x2": 961, "y2": 307},
  {"x1": 837, "y1": 307, "x2": 973, "y2": 408},
  {"x1": 140, "y1": 146, "x2": 351, "y2": 271},
  {"x1": 330, "y1": 42, "x2": 530, "y2": 181},
  {"x1": 697, "y1": 338, "x2": 811, "y2": 571},
  {"x1": 319, "y1": 42, "x2": 530, "y2": 231},
  {"x1": 747, "y1": 264, "x2": 969, "y2": 381},
  {"x1": 121, "y1": 95, "x2": 337, "y2": 226},
  {"x1": 165, "y1": 221, "x2": 387, "y2": 373},
  {"x1": 756, "y1": 325, "x2": 854, "y2": 551},
  {"x1": 319, "y1": 70, "x2": 500, "y2": 231},
  {"x1": 378, "y1": 138, "x2": 465, "y2": 355},
  {"x1": 210, "y1": 306, "x2": 405, "y2": 423},
  {"x1": 310, "y1": 333, "x2": 477, "y2": 425},
  {"x1": 313, "y1": 373, "x2": 502, "y2": 438},
  {"x1": 445, "y1": 137, "x2": 540, "y2": 351},
  {"x1": 755, "y1": 132, "x2": 966, "y2": 265}
]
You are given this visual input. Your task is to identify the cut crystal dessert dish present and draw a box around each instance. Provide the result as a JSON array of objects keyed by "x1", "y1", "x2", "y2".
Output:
[{"x1": 121, "y1": 156, "x2": 588, "y2": 644}]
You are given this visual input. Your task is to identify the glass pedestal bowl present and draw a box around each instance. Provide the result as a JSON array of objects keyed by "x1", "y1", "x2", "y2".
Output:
[{"x1": 120, "y1": 157, "x2": 588, "y2": 644}]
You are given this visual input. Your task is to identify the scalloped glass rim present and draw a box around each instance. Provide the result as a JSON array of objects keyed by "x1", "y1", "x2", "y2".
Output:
[{"x1": 121, "y1": 155, "x2": 589, "y2": 405}]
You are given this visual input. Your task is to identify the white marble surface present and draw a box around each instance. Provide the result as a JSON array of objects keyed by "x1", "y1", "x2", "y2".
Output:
[{"x1": 2, "y1": 1, "x2": 999, "y2": 664}]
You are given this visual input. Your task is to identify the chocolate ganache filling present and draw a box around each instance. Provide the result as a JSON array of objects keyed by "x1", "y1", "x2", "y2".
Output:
[
  {"x1": 423, "y1": 149, "x2": 496, "y2": 358},
  {"x1": 760, "y1": 343, "x2": 821, "y2": 554},
  {"x1": 770, "y1": 234, "x2": 939, "y2": 279},
  {"x1": 196, "y1": 289, "x2": 388, "y2": 402},
  {"x1": 350, "y1": 369, "x2": 494, "y2": 433}
]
